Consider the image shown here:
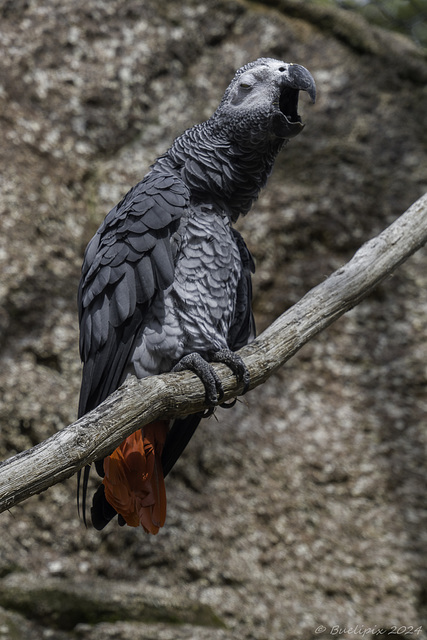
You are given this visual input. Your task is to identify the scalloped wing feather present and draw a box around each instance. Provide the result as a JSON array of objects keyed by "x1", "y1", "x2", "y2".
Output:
[{"x1": 78, "y1": 170, "x2": 190, "y2": 416}]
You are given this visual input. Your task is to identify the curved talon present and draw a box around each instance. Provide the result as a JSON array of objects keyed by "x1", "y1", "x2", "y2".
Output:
[
  {"x1": 201, "y1": 406, "x2": 216, "y2": 418},
  {"x1": 220, "y1": 397, "x2": 238, "y2": 409}
]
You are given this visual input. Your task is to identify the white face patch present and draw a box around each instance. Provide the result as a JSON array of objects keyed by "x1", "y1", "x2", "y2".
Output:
[{"x1": 229, "y1": 69, "x2": 274, "y2": 109}]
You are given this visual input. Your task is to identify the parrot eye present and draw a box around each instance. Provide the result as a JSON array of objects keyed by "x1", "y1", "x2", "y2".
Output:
[{"x1": 239, "y1": 82, "x2": 252, "y2": 90}]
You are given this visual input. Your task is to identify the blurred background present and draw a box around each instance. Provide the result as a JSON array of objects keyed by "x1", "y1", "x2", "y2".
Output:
[
  {"x1": 337, "y1": 0, "x2": 427, "y2": 46},
  {"x1": 0, "y1": 1, "x2": 426, "y2": 638}
]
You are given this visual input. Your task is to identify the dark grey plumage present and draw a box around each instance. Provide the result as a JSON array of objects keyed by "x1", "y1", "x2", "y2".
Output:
[{"x1": 77, "y1": 58, "x2": 315, "y2": 530}]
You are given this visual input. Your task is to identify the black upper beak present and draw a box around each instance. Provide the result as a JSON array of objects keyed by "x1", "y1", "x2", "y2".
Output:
[
  {"x1": 285, "y1": 63, "x2": 316, "y2": 103},
  {"x1": 274, "y1": 64, "x2": 316, "y2": 139}
]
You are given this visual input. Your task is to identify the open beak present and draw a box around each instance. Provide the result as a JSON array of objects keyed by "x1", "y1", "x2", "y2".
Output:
[{"x1": 275, "y1": 64, "x2": 316, "y2": 139}]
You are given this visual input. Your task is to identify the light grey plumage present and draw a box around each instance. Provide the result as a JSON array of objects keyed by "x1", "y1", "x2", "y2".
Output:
[
  {"x1": 130, "y1": 205, "x2": 243, "y2": 378},
  {"x1": 77, "y1": 58, "x2": 316, "y2": 531}
]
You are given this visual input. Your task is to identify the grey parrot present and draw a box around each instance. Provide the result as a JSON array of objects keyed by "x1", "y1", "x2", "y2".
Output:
[{"x1": 77, "y1": 57, "x2": 316, "y2": 532}]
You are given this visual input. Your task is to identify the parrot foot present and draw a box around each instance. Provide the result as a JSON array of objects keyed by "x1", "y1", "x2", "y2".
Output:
[
  {"x1": 172, "y1": 350, "x2": 250, "y2": 409},
  {"x1": 172, "y1": 353, "x2": 224, "y2": 407}
]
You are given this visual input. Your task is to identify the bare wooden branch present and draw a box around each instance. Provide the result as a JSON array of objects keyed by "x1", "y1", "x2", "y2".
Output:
[{"x1": 1, "y1": 192, "x2": 426, "y2": 514}]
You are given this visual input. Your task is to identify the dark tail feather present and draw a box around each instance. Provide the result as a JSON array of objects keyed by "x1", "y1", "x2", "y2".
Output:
[
  {"x1": 161, "y1": 413, "x2": 203, "y2": 477},
  {"x1": 91, "y1": 484, "x2": 120, "y2": 530},
  {"x1": 77, "y1": 469, "x2": 81, "y2": 518},
  {"x1": 77, "y1": 465, "x2": 92, "y2": 527}
]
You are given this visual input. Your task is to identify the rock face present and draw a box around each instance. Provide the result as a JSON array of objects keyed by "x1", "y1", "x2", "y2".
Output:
[{"x1": 1, "y1": 1, "x2": 427, "y2": 639}]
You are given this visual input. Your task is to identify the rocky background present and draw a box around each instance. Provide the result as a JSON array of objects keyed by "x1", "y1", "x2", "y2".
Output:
[{"x1": 1, "y1": 1, "x2": 427, "y2": 639}]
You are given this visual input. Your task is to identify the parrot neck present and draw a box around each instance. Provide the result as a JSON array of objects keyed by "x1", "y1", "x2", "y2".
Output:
[{"x1": 158, "y1": 122, "x2": 286, "y2": 222}]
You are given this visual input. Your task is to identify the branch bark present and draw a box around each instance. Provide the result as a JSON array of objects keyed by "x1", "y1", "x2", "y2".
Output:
[{"x1": 1, "y1": 192, "x2": 427, "y2": 514}]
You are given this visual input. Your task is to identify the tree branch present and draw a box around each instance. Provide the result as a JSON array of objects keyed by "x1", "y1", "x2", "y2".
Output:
[{"x1": 1, "y1": 192, "x2": 426, "y2": 514}]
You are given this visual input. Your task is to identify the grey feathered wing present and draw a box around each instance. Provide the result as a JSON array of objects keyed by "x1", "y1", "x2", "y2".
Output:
[
  {"x1": 77, "y1": 170, "x2": 189, "y2": 528},
  {"x1": 78, "y1": 171, "x2": 189, "y2": 417}
]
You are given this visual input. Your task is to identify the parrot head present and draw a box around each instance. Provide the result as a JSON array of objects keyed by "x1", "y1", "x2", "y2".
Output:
[{"x1": 214, "y1": 57, "x2": 316, "y2": 143}]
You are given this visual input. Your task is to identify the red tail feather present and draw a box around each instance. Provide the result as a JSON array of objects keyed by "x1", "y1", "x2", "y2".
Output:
[{"x1": 102, "y1": 421, "x2": 168, "y2": 533}]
